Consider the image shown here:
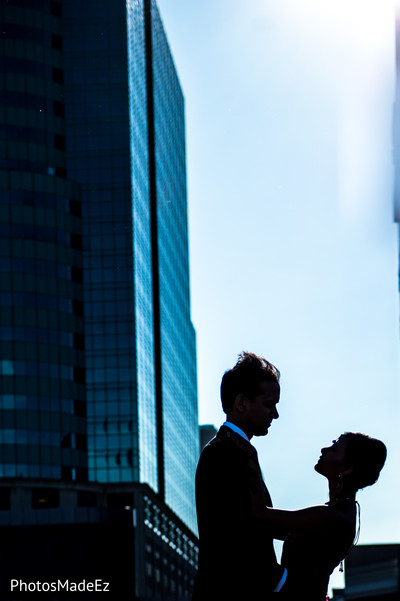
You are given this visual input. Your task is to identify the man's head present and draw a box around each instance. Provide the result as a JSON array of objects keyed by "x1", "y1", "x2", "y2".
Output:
[{"x1": 221, "y1": 351, "x2": 280, "y2": 439}]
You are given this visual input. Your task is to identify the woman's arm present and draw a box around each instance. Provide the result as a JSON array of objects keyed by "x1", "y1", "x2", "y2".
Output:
[
  {"x1": 256, "y1": 503, "x2": 337, "y2": 530},
  {"x1": 248, "y1": 456, "x2": 350, "y2": 538},
  {"x1": 251, "y1": 496, "x2": 347, "y2": 539}
]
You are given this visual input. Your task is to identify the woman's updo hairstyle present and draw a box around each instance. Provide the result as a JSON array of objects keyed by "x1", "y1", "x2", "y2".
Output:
[{"x1": 342, "y1": 432, "x2": 387, "y2": 491}]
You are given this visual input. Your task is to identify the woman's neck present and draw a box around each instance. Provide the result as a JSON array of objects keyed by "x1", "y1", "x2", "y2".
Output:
[{"x1": 328, "y1": 480, "x2": 356, "y2": 504}]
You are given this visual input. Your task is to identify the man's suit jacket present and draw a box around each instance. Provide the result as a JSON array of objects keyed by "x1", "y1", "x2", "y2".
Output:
[{"x1": 191, "y1": 425, "x2": 283, "y2": 600}]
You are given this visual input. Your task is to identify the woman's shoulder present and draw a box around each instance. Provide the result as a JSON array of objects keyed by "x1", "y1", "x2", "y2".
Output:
[
  {"x1": 291, "y1": 500, "x2": 356, "y2": 534},
  {"x1": 325, "y1": 499, "x2": 357, "y2": 531}
]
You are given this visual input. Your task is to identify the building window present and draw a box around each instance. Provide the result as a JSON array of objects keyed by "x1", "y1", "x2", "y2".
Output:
[
  {"x1": 71, "y1": 266, "x2": 83, "y2": 283},
  {"x1": 74, "y1": 400, "x2": 86, "y2": 417},
  {"x1": 54, "y1": 134, "x2": 66, "y2": 151},
  {"x1": 32, "y1": 489, "x2": 59, "y2": 509},
  {"x1": 0, "y1": 488, "x2": 11, "y2": 510},
  {"x1": 70, "y1": 233, "x2": 83, "y2": 250},
  {"x1": 107, "y1": 492, "x2": 134, "y2": 508},
  {"x1": 52, "y1": 67, "x2": 64, "y2": 84},
  {"x1": 77, "y1": 490, "x2": 97, "y2": 507},
  {"x1": 51, "y1": 34, "x2": 63, "y2": 51},
  {"x1": 50, "y1": 1, "x2": 62, "y2": 18},
  {"x1": 73, "y1": 333, "x2": 85, "y2": 350},
  {"x1": 54, "y1": 101, "x2": 65, "y2": 118},
  {"x1": 69, "y1": 199, "x2": 81, "y2": 216},
  {"x1": 72, "y1": 300, "x2": 84, "y2": 317},
  {"x1": 73, "y1": 367, "x2": 85, "y2": 384}
]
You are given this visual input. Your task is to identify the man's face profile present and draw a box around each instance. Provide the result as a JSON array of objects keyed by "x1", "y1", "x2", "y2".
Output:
[{"x1": 242, "y1": 379, "x2": 280, "y2": 438}]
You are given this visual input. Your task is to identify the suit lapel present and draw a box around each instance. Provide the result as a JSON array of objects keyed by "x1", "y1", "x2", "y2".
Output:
[{"x1": 217, "y1": 425, "x2": 274, "y2": 507}]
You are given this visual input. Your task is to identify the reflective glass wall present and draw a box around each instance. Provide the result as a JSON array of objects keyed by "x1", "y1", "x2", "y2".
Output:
[
  {"x1": 0, "y1": 0, "x2": 199, "y2": 533},
  {"x1": 127, "y1": 0, "x2": 158, "y2": 495},
  {"x1": 150, "y1": 0, "x2": 199, "y2": 533},
  {"x1": 63, "y1": 0, "x2": 140, "y2": 484},
  {"x1": 0, "y1": 0, "x2": 87, "y2": 481}
]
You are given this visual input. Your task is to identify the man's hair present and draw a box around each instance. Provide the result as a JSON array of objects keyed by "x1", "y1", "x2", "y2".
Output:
[
  {"x1": 342, "y1": 432, "x2": 387, "y2": 491},
  {"x1": 220, "y1": 351, "x2": 280, "y2": 414}
]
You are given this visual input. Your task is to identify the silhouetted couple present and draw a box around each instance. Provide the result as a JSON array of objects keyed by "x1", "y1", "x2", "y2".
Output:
[{"x1": 191, "y1": 352, "x2": 386, "y2": 600}]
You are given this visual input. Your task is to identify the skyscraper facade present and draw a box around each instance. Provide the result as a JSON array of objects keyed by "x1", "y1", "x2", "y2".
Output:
[
  {"x1": 0, "y1": 0, "x2": 88, "y2": 483},
  {"x1": 0, "y1": 0, "x2": 199, "y2": 533}
]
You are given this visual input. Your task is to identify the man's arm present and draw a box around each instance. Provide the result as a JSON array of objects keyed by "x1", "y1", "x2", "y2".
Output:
[{"x1": 196, "y1": 441, "x2": 253, "y2": 539}]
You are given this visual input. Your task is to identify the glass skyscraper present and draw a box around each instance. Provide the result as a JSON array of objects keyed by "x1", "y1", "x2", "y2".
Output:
[
  {"x1": 0, "y1": 0, "x2": 199, "y2": 533},
  {"x1": 0, "y1": 0, "x2": 88, "y2": 483}
]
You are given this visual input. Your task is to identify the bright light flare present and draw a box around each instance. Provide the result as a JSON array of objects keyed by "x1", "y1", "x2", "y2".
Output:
[{"x1": 252, "y1": 0, "x2": 395, "y2": 224}]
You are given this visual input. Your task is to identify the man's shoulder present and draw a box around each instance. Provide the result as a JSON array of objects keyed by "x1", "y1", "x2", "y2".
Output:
[
  {"x1": 199, "y1": 426, "x2": 254, "y2": 462},
  {"x1": 196, "y1": 428, "x2": 255, "y2": 490}
]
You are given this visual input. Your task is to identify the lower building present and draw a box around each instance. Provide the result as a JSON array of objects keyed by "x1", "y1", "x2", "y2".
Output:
[
  {"x1": 199, "y1": 424, "x2": 217, "y2": 452},
  {"x1": 331, "y1": 544, "x2": 400, "y2": 601},
  {"x1": 0, "y1": 480, "x2": 198, "y2": 601}
]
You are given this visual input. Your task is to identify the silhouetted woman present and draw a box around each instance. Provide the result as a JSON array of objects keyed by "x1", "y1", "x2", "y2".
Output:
[{"x1": 250, "y1": 432, "x2": 386, "y2": 600}]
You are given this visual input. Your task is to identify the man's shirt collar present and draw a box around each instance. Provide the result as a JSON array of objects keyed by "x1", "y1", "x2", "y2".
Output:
[{"x1": 222, "y1": 421, "x2": 250, "y2": 443}]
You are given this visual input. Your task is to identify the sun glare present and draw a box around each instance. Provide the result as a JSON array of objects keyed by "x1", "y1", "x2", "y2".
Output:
[{"x1": 267, "y1": 0, "x2": 394, "y2": 52}]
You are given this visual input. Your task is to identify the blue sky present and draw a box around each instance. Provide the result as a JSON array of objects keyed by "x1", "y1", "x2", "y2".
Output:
[{"x1": 157, "y1": 0, "x2": 400, "y2": 592}]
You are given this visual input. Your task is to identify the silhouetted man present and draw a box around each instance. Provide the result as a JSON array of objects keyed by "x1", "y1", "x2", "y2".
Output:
[{"x1": 191, "y1": 351, "x2": 286, "y2": 600}]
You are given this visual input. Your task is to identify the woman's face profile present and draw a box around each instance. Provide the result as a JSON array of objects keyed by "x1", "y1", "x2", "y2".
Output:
[{"x1": 314, "y1": 436, "x2": 349, "y2": 479}]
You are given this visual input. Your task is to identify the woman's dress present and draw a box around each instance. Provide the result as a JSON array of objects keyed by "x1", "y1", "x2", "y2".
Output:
[{"x1": 280, "y1": 501, "x2": 356, "y2": 599}]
